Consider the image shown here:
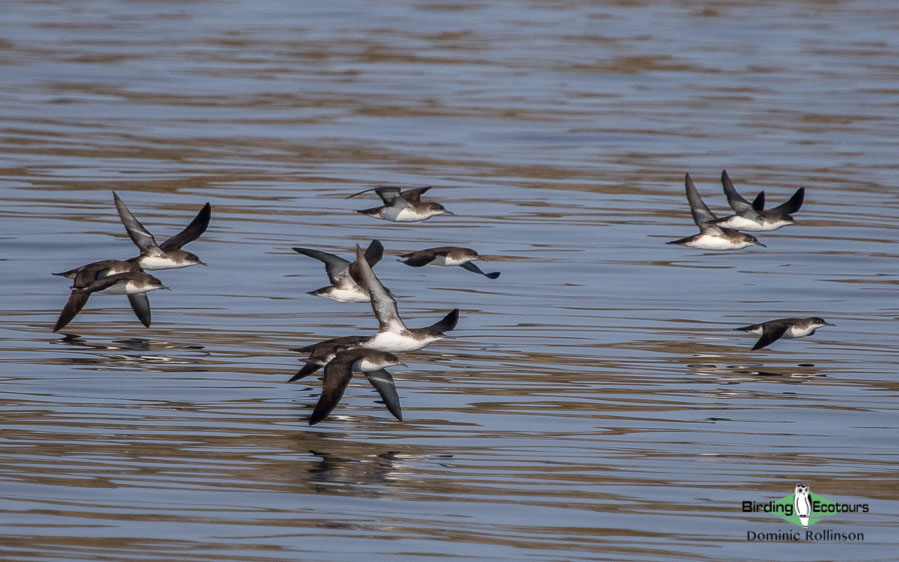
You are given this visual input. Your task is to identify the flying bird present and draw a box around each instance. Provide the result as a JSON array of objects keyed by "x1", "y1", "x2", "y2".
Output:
[
  {"x1": 713, "y1": 170, "x2": 804, "y2": 231},
  {"x1": 293, "y1": 240, "x2": 385, "y2": 302},
  {"x1": 398, "y1": 246, "x2": 500, "y2": 279},
  {"x1": 347, "y1": 186, "x2": 453, "y2": 222},
  {"x1": 53, "y1": 269, "x2": 170, "y2": 331},
  {"x1": 114, "y1": 191, "x2": 211, "y2": 270},
  {"x1": 289, "y1": 244, "x2": 458, "y2": 382},
  {"x1": 735, "y1": 317, "x2": 834, "y2": 350},
  {"x1": 667, "y1": 173, "x2": 766, "y2": 250},
  {"x1": 308, "y1": 348, "x2": 407, "y2": 425}
]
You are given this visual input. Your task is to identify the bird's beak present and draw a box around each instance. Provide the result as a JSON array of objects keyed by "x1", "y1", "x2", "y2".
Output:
[
  {"x1": 443, "y1": 210, "x2": 455, "y2": 216},
  {"x1": 161, "y1": 286, "x2": 172, "y2": 291},
  {"x1": 198, "y1": 261, "x2": 208, "y2": 267},
  {"x1": 398, "y1": 361, "x2": 408, "y2": 367},
  {"x1": 825, "y1": 322, "x2": 835, "y2": 326},
  {"x1": 756, "y1": 242, "x2": 767, "y2": 248}
]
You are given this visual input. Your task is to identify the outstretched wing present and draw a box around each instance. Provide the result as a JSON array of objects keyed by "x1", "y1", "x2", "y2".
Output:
[
  {"x1": 127, "y1": 293, "x2": 152, "y2": 328},
  {"x1": 398, "y1": 250, "x2": 437, "y2": 267},
  {"x1": 346, "y1": 187, "x2": 403, "y2": 205},
  {"x1": 770, "y1": 187, "x2": 805, "y2": 215},
  {"x1": 289, "y1": 361, "x2": 323, "y2": 383},
  {"x1": 751, "y1": 191, "x2": 766, "y2": 212},
  {"x1": 753, "y1": 324, "x2": 789, "y2": 351},
  {"x1": 720, "y1": 170, "x2": 758, "y2": 217},
  {"x1": 293, "y1": 247, "x2": 350, "y2": 284},
  {"x1": 160, "y1": 202, "x2": 211, "y2": 251},
  {"x1": 347, "y1": 240, "x2": 386, "y2": 286},
  {"x1": 422, "y1": 309, "x2": 459, "y2": 338},
  {"x1": 354, "y1": 245, "x2": 404, "y2": 332},
  {"x1": 53, "y1": 291, "x2": 90, "y2": 332},
  {"x1": 363, "y1": 239, "x2": 384, "y2": 268},
  {"x1": 461, "y1": 261, "x2": 501, "y2": 279},
  {"x1": 400, "y1": 186, "x2": 431, "y2": 202},
  {"x1": 114, "y1": 192, "x2": 160, "y2": 253},
  {"x1": 684, "y1": 174, "x2": 718, "y2": 227},
  {"x1": 364, "y1": 368, "x2": 403, "y2": 421},
  {"x1": 310, "y1": 356, "x2": 355, "y2": 425},
  {"x1": 78, "y1": 273, "x2": 130, "y2": 294}
]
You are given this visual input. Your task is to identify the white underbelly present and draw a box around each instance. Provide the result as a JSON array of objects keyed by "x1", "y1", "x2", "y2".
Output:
[
  {"x1": 686, "y1": 235, "x2": 752, "y2": 251},
  {"x1": 433, "y1": 255, "x2": 470, "y2": 266},
  {"x1": 355, "y1": 358, "x2": 393, "y2": 372},
  {"x1": 787, "y1": 326, "x2": 814, "y2": 338},
  {"x1": 139, "y1": 255, "x2": 186, "y2": 270},
  {"x1": 394, "y1": 208, "x2": 433, "y2": 222},
  {"x1": 100, "y1": 281, "x2": 153, "y2": 295},
  {"x1": 716, "y1": 215, "x2": 762, "y2": 230},
  {"x1": 312, "y1": 282, "x2": 371, "y2": 302},
  {"x1": 367, "y1": 331, "x2": 436, "y2": 352},
  {"x1": 754, "y1": 218, "x2": 791, "y2": 231},
  {"x1": 125, "y1": 280, "x2": 164, "y2": 295},
  {"x1": 321, "y1": 287, "x2": 371, "y2": 303}
]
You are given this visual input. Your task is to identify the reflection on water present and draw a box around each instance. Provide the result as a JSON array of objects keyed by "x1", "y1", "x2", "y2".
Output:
[
  {"x1": 304, "y1": 448, "x2": 450, "y2": 495},
  {"x1": 686, "y1": 357, "x2": 826, "y2": 380},
  {"x1": 2, "y1": 0, "x2": 899, "y2": 559},
  {"x1": 47, "y1": 335, "x2": 208, "y2": 370}
]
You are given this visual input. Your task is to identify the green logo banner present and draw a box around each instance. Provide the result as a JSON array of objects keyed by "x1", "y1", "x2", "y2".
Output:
[{"x1": 775, "y1": 492, "x2": 836, "y2": 527}]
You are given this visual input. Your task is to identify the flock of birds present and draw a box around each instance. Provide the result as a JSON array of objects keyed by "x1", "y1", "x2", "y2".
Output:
[
  {"x1": 669, "y1": 170, "x2": 833, "y2": 350},
  {"x1": 52, "y1": 174, "x2": 833, "y2": 424},
  {"x1": 52, "y1": 193, "x2": 209, "y2": 332}
]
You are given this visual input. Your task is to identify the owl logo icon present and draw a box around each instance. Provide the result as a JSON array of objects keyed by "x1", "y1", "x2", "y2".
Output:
[{"x1": 794, "y1": 483, "x2": 811, "y2": 527}]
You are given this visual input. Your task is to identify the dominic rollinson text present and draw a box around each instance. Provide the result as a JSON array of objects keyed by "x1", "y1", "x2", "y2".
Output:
[{"x1": 747, "y1": 529, "x2": 864, "y2": 542}]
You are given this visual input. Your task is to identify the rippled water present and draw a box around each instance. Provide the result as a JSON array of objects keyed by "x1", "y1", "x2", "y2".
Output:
[{"x1": 2, "y1": 1, "x2": 898, "y2": 559}]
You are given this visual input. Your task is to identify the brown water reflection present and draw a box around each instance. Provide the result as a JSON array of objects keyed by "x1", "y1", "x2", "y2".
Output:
[{"x1": 2, "y1": 0, "x2": 899, "y2": 559}]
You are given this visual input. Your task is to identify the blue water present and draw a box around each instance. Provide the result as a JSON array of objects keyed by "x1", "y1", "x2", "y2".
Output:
[{"x1": 1, "y1": 1, "x2": 897, "y2": 559}]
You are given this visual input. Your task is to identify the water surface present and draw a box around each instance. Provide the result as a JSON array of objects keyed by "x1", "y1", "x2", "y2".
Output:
[{"x1": 2, "y1": 1, "x2": 898, "y2": 559}]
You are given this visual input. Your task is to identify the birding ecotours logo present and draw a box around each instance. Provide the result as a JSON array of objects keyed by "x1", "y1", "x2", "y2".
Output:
[
  {"x1": 743, "y1": 484, "x2": 870, "y2": 542},
  {"x1": 742, "y1": 484, "x2": 867, "y2": 527}
]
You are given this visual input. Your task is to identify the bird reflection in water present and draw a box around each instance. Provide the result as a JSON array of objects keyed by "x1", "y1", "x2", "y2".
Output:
[
  {"x1": 686, "y1": 358, "x2": 824, "y2": 382},
  {"x1": 52, "y1": 334, "x2": 205, "y2": 370},
  {"x1": 306, "y1": 449, "x2": 404, "y2": 493}
]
